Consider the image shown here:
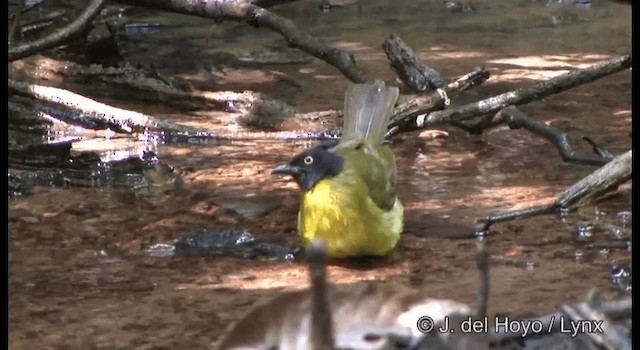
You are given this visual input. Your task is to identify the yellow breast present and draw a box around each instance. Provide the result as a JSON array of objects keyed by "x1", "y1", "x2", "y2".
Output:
[{"x1": 298, "y1": 169, "x2": 404, "y2": 258}]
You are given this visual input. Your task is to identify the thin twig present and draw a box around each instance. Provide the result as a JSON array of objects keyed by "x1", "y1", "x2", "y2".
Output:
[
  {"x1": 115, "y1": 0, "x2": 369, "y2": 83},
  {"x1": 479, "y1": 205, "x2": 555, "y2": 232},
  {"x1": 8, "y1": 0, "x2": 107, "y2": 61}
]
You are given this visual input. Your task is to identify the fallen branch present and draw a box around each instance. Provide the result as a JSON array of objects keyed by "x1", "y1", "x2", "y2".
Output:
[
  {"x1": 556, "y1": 150, "x2": 632, "y2": 208},
  {"x1": 388, "y1": 67, "x2": 490, "y2": 132},
  {"x1": 115, "y1": 0, "x2": 369, "y2": 83},
  {"x1": 382, "y1": 33, "x2": 447, "y2": 93},
  {"x1": 418, "y1": 54, "x2": 631, "y2": 127},
  {"x1": 479, "y1": 149, "x2": 631, "y2": 231},
  {"x1": 8, "y1": 0, "x2": 107, "y2": 61},
  {"x1": 487, "y1": 106, "x2": 614, "y2": 166},
  {"x1": 9, "y1": 79, "x2": 194, "y2": 133},
  {"x1": 11, "y1": 85, "x2": 338, "y2": 140}
]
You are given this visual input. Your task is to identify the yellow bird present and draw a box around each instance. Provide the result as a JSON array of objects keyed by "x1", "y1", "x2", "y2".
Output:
[{"x1": 271, "y1": 81, "x2": 403, "y2": 258}]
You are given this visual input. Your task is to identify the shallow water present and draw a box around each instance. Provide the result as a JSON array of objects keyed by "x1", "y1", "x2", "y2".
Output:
[{"x1": 8, "y1": 0, "x2": 631, "y2": 348}]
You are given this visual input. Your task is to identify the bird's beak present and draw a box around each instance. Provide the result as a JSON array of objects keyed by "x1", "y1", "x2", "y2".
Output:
[{"x1": 271, "y1": 164, "x2": 301, "y2": 176}]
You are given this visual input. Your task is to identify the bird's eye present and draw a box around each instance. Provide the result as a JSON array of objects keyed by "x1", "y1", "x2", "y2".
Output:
[{"x1": 303, "y1": 156, "x2": 314, "y2": 165}]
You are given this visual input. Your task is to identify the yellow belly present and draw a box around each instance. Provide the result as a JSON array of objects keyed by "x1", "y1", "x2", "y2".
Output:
[{"x1": 298, "y1": 170, "x2": 404, "y2": 258}]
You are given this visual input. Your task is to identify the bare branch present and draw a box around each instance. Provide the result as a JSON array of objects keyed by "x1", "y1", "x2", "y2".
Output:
[
  {"x1": 8, "y1": 0, "x2": 107, "y2": 61},
  {"x1": 420, "y1": 54, "x2": 631, "y2": 127},
  {"x1": 115, "y1": 0, "x2": 369, "y2": 83},
  {"x1": 479, "y1": 150, "x2": 631, "y2": 230},
  {"x1": 382, "y1": 33, "x2": 446, "y2": 93},
  {"x1": 556, "y1": 149, "x2": 632, "y2": 209},
  {"x1": 489, "y1": 106, "x2": 613, "y2": 166},
  {"x1": 389, "y1": 67, "x2": 490, "y2": 132}
]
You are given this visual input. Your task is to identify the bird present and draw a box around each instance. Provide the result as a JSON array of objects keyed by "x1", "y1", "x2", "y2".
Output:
[{"x1": 271, "y1": 81, "x2": 403, "y2": 258}]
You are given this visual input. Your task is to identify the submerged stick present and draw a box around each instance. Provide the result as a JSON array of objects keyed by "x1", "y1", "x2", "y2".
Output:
[
  {"x1": 306, "y1": 241, "x2": 334, "y2": 350},
  {"x1": 8, "y1": 0, "x2": 107, "y2": 61},
  {"x1": 480, "y1": 150, "x2": 631, "y2": 230},
  {"x1": 116, "y1": 0, "x2": 369, "y2": 83}
]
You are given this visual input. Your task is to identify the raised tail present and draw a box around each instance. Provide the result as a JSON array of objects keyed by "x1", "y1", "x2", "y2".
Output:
[{"x1": 341, "y1": 80, "x2": 399, "y2": 145}]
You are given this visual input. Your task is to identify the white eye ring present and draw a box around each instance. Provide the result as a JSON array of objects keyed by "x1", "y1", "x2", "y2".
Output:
[{"x1": 303, "y1": 156, "x2": 314, "y2": 165}]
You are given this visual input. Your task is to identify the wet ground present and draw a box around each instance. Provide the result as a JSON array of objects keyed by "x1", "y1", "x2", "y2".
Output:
[{"x1": 8, "y1": 0, "x2": 632, "y2": 349}]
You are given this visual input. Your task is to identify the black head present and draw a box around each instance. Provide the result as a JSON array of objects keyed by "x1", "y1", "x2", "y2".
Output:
[{"x1": 271, "y1": 143, "x2": 344, "y2": 192}]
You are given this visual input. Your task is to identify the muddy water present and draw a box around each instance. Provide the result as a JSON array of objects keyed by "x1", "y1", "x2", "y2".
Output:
[{"x1": 9, "y1": 0, "x2": 632, "y2": 349}]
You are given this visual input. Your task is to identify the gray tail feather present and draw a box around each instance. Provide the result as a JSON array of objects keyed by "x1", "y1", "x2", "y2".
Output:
[{"x1": 342, "y1": 81, "x2": 400, "y2": 145}]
